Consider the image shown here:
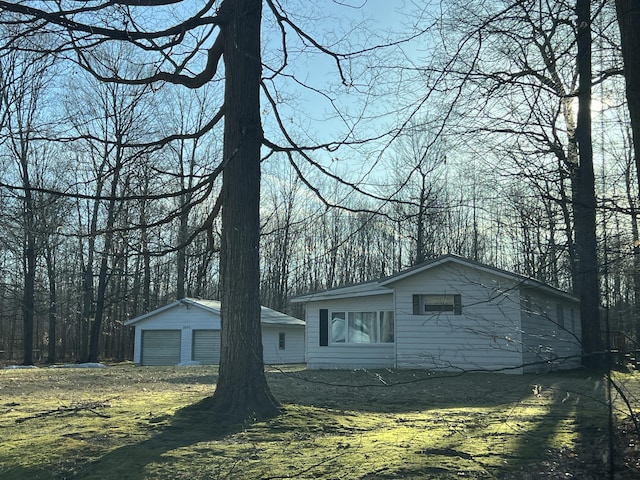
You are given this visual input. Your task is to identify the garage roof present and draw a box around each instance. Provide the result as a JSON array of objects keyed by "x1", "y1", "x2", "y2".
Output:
[{"x1": 124, "y1": 297, "x2": 305, "y2": 327}]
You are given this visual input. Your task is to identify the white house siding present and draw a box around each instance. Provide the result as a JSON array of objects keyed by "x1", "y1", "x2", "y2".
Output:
[
  {"x1": 131, "y1": 303, "x2": 221, "y2": 365},
  {"x1": 304, "y1": 294, "x2": 395, "y2": 369},
  {"x1": 520, "y1": 288, "x2": 582, "y2": 373},
  {"x1": 390, "y1": 263, "x2": 525, "y2": 373},
  {"x1": 262, "y1": 325, "x2": 305, "y2": 364}
]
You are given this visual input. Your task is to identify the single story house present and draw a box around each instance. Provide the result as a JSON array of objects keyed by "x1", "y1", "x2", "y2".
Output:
[
  {"x1": 124, "y1": 298, "x2": 305, "y2": 366},
  {"x1": 292, "y1": 254, "x2": 582, "y2": 374}
]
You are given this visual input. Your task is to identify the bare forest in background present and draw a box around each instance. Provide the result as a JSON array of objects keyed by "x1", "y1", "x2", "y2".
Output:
[{"x1": 0, "y1": 0, "x2": 638, "y2": 367}]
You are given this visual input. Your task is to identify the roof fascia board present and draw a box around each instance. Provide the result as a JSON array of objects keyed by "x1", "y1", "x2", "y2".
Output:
[
  {"x1": 291, "y1": 288, "x2": 391, "y2": 303},
  {"x1": 124, "y1": 298, "x2": 217, "y2": 326}
]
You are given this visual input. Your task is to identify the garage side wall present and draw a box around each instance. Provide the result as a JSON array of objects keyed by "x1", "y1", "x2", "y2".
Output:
[
  {"x1": 262, "y1": 325, "x2": 305, "y2": 364},
  {"x1": 132, "y1": 304, "x2": 220, "y2": 365}
]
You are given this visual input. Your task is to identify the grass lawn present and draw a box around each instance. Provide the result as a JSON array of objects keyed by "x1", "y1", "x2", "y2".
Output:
[{"x1": 1, "y1": 364, "x2": 639, "y2": 479}]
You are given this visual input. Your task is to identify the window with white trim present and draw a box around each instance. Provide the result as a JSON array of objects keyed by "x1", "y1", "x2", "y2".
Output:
[{"x1": 330, "y1": 311, "x2": 394, "y2": 344}]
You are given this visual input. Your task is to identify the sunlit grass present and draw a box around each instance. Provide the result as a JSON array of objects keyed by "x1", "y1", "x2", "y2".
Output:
[{"x1": 0, "y1": 364, "x2": 635, "y2": 479}]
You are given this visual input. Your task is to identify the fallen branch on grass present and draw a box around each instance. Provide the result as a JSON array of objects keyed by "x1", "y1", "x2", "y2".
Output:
[{"x1": 15, "y1": 400, "x2": 113, "y2": 423}]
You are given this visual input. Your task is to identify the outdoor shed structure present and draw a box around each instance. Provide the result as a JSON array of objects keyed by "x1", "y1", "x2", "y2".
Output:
[
  {"x1": 125, "y1": 298, "x2": 305, "y2": 366},
  {"x1": 292, "y1": 254, "x2": 582, "y2": 374}
]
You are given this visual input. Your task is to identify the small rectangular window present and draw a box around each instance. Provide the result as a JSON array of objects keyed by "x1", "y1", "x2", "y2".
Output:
[
  {"x1": 414, "y1": 294, "x2": 462, "y2": 315},
  {"x1": 278, "y1": 332, "x2": 285, "y2": 350}
]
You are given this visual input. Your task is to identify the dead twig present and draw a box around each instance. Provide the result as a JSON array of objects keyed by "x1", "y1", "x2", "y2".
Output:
[{"x1": 15, "y1": 400, "x2": 113, "y2": 424}]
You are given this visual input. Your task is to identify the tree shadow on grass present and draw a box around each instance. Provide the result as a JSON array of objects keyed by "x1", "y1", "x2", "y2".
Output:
[
  {"x1": 496, "y1": 371, "x2": 611, "y2": 479},
  {"x1": 266, "y1": 368, "x2": 614, "y2": 479},
  {"x1": 8, "y1": 368, "x2": 615, "y2": 480},
  {"x1": 266, "y1": 368, "x2": 575, "y2": 414},
  {"x1": 67, "y1": 405, "x2": 243, "y2": 480}
]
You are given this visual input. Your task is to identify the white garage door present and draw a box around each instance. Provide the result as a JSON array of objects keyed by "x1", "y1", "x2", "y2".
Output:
[
  {"x1": 192, "y1": 330, "x2": 220, "y2": 365},
  {"x1": 141, "y1": 330, "x2": 181, "y2": 365}
]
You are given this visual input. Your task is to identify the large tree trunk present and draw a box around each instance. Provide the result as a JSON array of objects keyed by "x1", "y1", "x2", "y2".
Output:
[
  {"x1": 616, "y1": 0, "x2": 640, "y2": 342},
  {"x1": 574, "y1": 0, "x2": 603, "y2": 368},
  {"x1": 202, "y1": 0, "x2": 280, "y2": 421}
]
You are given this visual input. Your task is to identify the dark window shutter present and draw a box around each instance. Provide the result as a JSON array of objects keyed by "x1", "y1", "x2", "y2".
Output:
[
  {"x1": 412, "y1": 295, "x2": 420, "y2": 315},
  {"x1": 454, "y1": 294, "x2": 462, "y2": 315},
  {"x1": 319, "y1": 309, "x2": 329, "y2": 346}
]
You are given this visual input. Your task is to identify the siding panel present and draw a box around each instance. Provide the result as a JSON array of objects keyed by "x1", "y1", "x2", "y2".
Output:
[
  {"x1": 391, "y1": 263, "x2": 524, "y2": 373},
  {"x1": 520, "y1": 289, "x2": 582, "y2": 372},
  {"x1": 262, "y1": 326, "x2": 305, "y2": 364}
]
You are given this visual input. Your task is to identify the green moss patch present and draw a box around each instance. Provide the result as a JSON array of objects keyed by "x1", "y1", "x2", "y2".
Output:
[{"x1": 0, "y1": 365, "x2": 636, "y2": 479}]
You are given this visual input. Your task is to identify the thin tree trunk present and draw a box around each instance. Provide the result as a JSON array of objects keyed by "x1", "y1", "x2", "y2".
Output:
[
  {"x1": 87, "y1": 152, "x2": 122, "y2": 362},
  {"x1": 21, "y1": 160, "x2": 36, "y2": 366},
  {"x1": 45, "y1": 238, "x2": 57, "y2": 363},
  {"x1": 176, "y1": 198, "x2": 189, "y2": 299},
  {"x1": 22, "y1": 219, "x2": 35, "y2": 366}
]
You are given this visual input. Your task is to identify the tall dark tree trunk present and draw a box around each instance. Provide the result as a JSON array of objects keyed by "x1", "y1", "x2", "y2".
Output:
[
  {"x1": 79, "y1": 197, "x2": 98, "y2": 362},
  {"x1": 87, "y1": 152, "x2": 122, "y2": 363},
  {"x1": 574, "y1": 0, "x2": 603, "y2": 368},
  {"x1": 616, "y1": 0, "x2": 640, "y2": 342},
  {"x1": 45, "y1": 238, "x2": 57, "y2": 363},
  {"x1": 88, "y1": 255, "x2": 110, "y2": 362},
  {"x1": 20, "y1": 159, "x2": 36, "y2": 365},
  {"x1": 176, "y1": 194, "x2": 189, "y2": 299},
  {"x1": 203, "y1": 0, "x2": 279, "y2": 421},
  {"x1": 22, "y1": 206, "x2": 36, "y2": 366},
  {"x1": 415, "y1": 185, "x2": 426, "y2": 265},
  {"x1": 79, "y1": 265, "x2": 93, "y2": 361}
]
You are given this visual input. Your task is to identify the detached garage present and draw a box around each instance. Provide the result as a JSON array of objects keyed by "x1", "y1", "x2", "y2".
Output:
[{"x1": 125, "y1": 298, "x2": 305, "y2": 366}]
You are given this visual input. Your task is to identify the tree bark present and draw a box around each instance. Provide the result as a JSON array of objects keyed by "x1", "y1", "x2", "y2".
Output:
[
  {"x1": 45, "y1": 237, "x2": 57, "y2": 363},
  {"x1": 22, "y1": 194, "x2": 36, "y2": 366},
  {"x1": 200, "y1": 0, "x2": 280, "y2": 421},
  {"x1": 615, "y1": 0, "x2": 640, "y2": 342},
  {"x1": 574, "y1": 0, "x2": 603, "y2": 368},
  {"x1": 87, "y1": 146, "x2": 123, "y2": 363}
]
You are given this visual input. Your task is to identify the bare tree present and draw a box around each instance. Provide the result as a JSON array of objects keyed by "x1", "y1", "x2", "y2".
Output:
[
  {"x1": 0, "y1": 38, "x2": 54, "y2": 364},
  {"x1": 616, "y1": 0, "x2": 640, "y2": 343},
  {"x1": 426, "y1": 0, "x2": 611, "y2": 366},
  {"x1": 574, "y1": 0, "x2": 603, "y2": 367}
]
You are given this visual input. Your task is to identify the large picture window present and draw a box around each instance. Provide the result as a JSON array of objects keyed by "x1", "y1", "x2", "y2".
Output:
[
  {"x1": 330, "y1": 311, "x2": 394, "y2": 344},
  {"x1": 413, "y1": 294, "x2": 462, "y2": 315}
]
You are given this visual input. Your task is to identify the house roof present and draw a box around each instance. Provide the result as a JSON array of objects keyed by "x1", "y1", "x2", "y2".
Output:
[
  {"x1": 291, "y1": 254, "x2": 578, "y2": 303},
  {"x1": 290, "y1": 279, "x2": 392, "y2": 303},
  {"x1": 124, "y1": 297, "x2": 305, "y2": 327}
]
